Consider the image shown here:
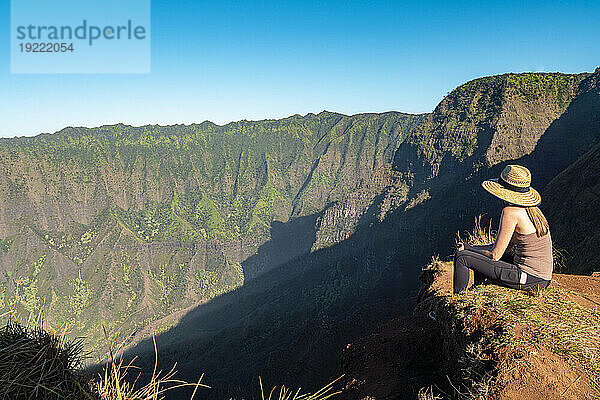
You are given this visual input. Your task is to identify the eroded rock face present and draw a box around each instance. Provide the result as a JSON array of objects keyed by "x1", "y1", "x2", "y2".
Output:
[
  {"x1": 312, "y1": 164, "x2": 400, "y2": 250},
  {"x1": 394, "y1": 73, "x2": 587, "y2": 185},
  {"x1": 0, "y1": 111, "x2": 425, "y2": 357}
]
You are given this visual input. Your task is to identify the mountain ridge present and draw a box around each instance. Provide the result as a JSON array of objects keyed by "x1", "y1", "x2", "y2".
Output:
[
  {"x1": 2, "y1": 110, "x2": 424, "y2": 141},
  {"x1": 0, "y1": 109, "x2": 426, "y2": 366}
]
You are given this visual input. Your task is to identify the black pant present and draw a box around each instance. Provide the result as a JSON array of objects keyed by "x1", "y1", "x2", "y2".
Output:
[{"x1": 453, "y1": 249, "x2": 550, "y2": 294}]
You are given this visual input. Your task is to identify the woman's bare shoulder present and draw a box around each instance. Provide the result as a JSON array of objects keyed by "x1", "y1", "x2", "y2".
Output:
[
  {"x1": 502, "y1": 206, "x2": 523, "y2": 216},
  {"x1": 503, "y1": 206, "x2": 536, "y2": 233},
  {"x1": 501, "y1": 206, "x2": 529, "y2": 226}
]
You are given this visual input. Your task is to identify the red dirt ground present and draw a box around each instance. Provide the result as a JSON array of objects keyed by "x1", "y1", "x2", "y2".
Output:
[{"x1": 340, "y1": 264, "x2": 600, "y2": 400}]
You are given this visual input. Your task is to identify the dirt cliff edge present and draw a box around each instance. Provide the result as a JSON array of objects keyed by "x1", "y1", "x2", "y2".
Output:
[{"x1": 341, "y1": 259, "x2": 600, "y2": 400}]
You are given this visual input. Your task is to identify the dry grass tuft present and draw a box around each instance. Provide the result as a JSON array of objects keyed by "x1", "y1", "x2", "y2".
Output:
[
  {"x1": 258, "y1": 375, "x2": 343, "y2": 400},
  {"x1": 417, "y1": 386, "x2": 442, "y2": 400},
  {"x1": 91, "y1": 328, "x2": 208, "y2": 400},
  {"x1": 0, "y1": 299, "x2": 207, "y2": 400},
  {"x1": 0, "y1": 320, "x2": 91, "y2": 399},
  {"x1": 457, "y1": 215, "x2": 495, "y2": 247}
]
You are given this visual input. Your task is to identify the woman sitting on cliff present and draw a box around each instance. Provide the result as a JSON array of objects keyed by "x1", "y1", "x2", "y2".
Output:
[{"x1": 454, "y1": 165, "x2": 553, "y2": 293}]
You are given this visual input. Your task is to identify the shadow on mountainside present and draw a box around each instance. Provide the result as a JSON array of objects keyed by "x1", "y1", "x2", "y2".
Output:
[
  {"x1": 241, "y1": 207, "x2": 330, "y2": 280},
  {"x1": 117, "y1": 197, "x2": 430, "y2": 399},
  {"x1": 542, "y1": 140, "x2": 600, "y2": 274}
]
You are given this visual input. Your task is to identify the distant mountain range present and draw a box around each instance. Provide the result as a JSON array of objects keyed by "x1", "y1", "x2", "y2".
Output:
[{"x1": 1, "y1": 68, "x2": 598, "y2": 399}]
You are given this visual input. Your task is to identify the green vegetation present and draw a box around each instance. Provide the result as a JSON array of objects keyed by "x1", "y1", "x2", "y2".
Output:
[
  {"x1": 13, "y1": 254, "x2": 46, "y2": 314},
  {"x1": 194, "y1": 260, "x2": 244, "y2": 299},
  {"x1": 0, "y1": 238, "x2": 12, "y2": 253},
  {"x1": 69, "y1": 276, "x2": 93, "y2": 315},
  {"x1": 460, "y1": 72, "x2": 583, "y2": 106},
  {"x1": 0, "y1": 111, "x2": 425, "y2": 362}
]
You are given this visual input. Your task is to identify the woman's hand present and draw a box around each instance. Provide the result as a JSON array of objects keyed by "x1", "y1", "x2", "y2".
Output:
[{"x1": 455, "y1": 242, "x2": 465, "y2": 252}]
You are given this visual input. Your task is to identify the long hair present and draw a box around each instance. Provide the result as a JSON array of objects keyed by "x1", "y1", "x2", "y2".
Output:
[{"x1": 525, "y1": 206, "x2": 549, "y2": 237}]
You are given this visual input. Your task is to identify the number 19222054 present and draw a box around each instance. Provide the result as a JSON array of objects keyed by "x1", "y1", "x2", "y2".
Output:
[{"x1": 19, "y1": 43, "x2": 74, "y2": 52}]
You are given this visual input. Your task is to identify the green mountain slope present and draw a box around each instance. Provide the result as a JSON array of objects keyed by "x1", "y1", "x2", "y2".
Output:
[{"x1": 0, "y1": 111, "x2": 426, "y2": 357}]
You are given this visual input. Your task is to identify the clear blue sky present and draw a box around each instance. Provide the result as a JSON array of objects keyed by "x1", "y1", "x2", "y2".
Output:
[{"x1": 1, "y1": 0, "x2": 598, "y2": 138}]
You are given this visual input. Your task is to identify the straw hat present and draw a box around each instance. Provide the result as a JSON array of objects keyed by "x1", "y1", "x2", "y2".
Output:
[{"x1": 481, "y1": 165, "x2": 541, "y2": 207}]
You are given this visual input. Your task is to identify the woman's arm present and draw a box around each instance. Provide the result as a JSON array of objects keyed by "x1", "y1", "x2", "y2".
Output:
[
  {"x1": 464, "y1": 243, "x2": 493, "y2": 251},
  {"x1": 460, "y1": 244, "x2": 493, "y2": 257},
  {"x1": 455, "y1": 243, "x2": 492, "y2": 256},
  {"x1": 489, "y1": 208, "x2": 517, "y2": 261},
  {"x1": 459, "y1": 209, "x2": 517, "y2": 260}
]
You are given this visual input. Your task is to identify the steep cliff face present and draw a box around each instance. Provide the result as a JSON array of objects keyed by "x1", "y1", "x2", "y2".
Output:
[
  {"x1": 0, "y1": 111, "x2": 426, "y2": 357},
  {"x1": 543, "y1": 140, "x2": 600, "y2": 274},
  {"x1": 311, "y1": 163, "x2": 400, "y2": 250}
]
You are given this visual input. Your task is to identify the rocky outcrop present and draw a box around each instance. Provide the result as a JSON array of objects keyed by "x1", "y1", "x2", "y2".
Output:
[{"x1": 312, "y1": 164, "x2": 400, "y2": 250}]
